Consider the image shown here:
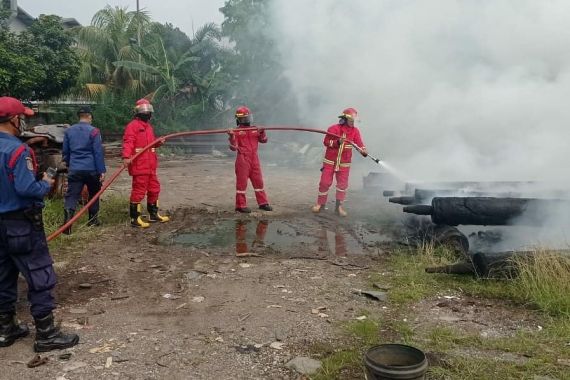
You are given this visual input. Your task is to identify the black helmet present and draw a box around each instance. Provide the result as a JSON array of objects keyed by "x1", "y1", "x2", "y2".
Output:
[{"x1": 77, "y1": 105, "x2": 93, "y2": 116}]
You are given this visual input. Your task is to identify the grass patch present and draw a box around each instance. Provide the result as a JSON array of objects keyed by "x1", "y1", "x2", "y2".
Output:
[
  {"x1": 44, "y1": 195, "x2": 130, "y2": 253},
  {"x1": 311, "y1": 349, "x2": 361, "y2": 380},
  {"x1": 514, "y1": 251, "x2": 570, "y2": 317},
  {"x1": 310, "y1": 318, "x2": 381, "y2": 379},
  {"x1": 366, "y1": 245, "x2": 570, "y2": 379},
  {"x1": 383, "y1": 245, "x2": 523, "y2": 307},
  {"x1": 344, "y1": 318, "x2": 381, "y2": 346}
]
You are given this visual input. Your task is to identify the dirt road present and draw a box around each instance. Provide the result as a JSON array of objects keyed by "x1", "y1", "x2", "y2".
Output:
[{"x1": 1, "y1": 156, "x2": 399, "y2": 379}]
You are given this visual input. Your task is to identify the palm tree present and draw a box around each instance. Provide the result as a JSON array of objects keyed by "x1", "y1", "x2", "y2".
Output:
[
  {"x1": 75, "y1": 5, "x2": 150, "y2": 98},
  {"x1": 114, "y1": 23, "x2": 232, "y2": 110}
]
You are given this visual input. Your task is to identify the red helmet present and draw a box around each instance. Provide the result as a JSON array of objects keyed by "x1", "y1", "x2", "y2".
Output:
[
  {"x1": 339, "y1": 107, "x2": 357, "y2": 121},
  {"x1": 235, "y1": 106, "x2": 252, "y2": 125},
  {"x1": 135, "y1": 98, "x2": 154, "y2": 114}
]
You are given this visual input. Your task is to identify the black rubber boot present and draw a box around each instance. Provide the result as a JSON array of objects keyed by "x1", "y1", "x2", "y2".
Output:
[
  {"x1": 235, "y1": 207, "x2": 252, "y2": 213},
  {"x1": 130, "y1": 203, "x2": 149, "y2": 228},
  {"x1": 62, "y1": 209, "x2": 75, "y2": 235},
  {"x1": 87, "y1": 212, "x2": 101, "y2": 227},
  {"x1": 147, "y1": 203, "x2": 170, "y2": 223},
  {"x1": 0, "y1": 313, "x2": 29, "y2": 348},
  {"x1": 259, "y1": 204, "x2": 273, "y2": 211},
  {"x1": 33, "y1": 313, "x2": 79, "y2": 352}
]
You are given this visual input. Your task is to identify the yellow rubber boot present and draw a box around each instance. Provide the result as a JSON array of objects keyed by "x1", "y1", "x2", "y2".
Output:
[
  {"x1": 148, "y1": 201, "x2": 170, "y2": 223},
  {"x1": 130, "y1": 203, "x2": 150, "y2": 228}
]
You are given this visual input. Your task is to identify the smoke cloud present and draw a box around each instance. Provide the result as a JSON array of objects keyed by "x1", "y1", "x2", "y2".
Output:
[{"x1": 269, "y1": 0, "x2": 570, "y2": 183}]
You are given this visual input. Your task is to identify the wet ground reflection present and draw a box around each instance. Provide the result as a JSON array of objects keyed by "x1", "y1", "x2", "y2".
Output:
[{"x1": 167, "y1": 218, "x2": 391, "y2": 256}]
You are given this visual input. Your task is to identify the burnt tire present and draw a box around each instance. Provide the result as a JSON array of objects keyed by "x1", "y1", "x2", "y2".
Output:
[{"x1": 433, "y1": 225, "x2": 469, "y2": 260}]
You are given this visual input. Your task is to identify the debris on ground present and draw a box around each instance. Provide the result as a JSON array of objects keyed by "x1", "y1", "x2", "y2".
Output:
[
  {"x1": 27, "y1": 355, "x2": 49, "y2": 368},
  {"x1": 62, "y1": 361, "x2": 88, "y2": 372},
  {"x1": 58, "y1": 353, "x2": 73, "y2": 361},
  {"x1": 162, "y1": 293, "x2": 181, "y2": 300},
  {"x1": 353, "y1": 289, "x2": 388, "y2": 302},
  {"x1": 68, "y1": 308, "x2": 88, "y2": 314},
  {"x1": 270, "y1": 342, "x2": 285, "y2": 350},
  {"x1": 285, "y1": 356, "x2": 322, "y2": 375}
]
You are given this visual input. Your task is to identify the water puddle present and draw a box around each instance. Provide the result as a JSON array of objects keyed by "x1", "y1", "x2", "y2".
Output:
[{"x1": 161, "y1": 219, "x2": 391, "y2": 256}]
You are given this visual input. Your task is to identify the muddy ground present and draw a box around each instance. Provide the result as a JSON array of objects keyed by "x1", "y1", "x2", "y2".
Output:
[{"x1": 0, "y1": 156, "x2": 542, "y2": 379}]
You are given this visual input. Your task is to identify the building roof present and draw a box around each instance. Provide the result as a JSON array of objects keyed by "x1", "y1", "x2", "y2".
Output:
[{"x1": 4, "y1": 0, "x2": 81, "y2": 31}]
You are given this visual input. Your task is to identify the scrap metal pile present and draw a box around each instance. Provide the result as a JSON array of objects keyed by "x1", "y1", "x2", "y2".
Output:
[{"x1": 364, "y1": 172, "x2": 570, "y2": 278}]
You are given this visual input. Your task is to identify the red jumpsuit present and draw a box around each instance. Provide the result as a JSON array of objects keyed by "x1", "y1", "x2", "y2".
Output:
[
  {"x1": 229, "y1": 126, "x2": 269, "y2": 209},
  {"x1": 317, "y1": 123, "x2": 365, "y2": 206},
  {"x1": 122, "y1": 118, "x2": 163, "y2": 203}
]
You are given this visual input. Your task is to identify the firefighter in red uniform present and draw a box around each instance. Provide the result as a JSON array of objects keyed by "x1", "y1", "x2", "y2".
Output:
[
  {"x1": 312, "y1": 108, "x2": 368, "y2": 217},
  {"x1": 122, "y1": 99, "x2": 170, "y2": 227},
  {"x1": 228, "y1": 106, "x2": 273, "y2": 213}
]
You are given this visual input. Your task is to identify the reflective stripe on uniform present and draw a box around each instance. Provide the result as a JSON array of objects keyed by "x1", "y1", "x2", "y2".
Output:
[
  {"x1": 336, "y1": 188, "x2": 347, "y2": 192},
  {"x1": 323, "y1": 159, "x2": 350, "y2": 167},
  {"x1": 7, "y1": 145, "x2": 30, "y2": 182},
  {"x1": 318, "y1": 192, "x2": 328, "y2": 196},
  {"x1": 236, "y1": 190, "x2": 246, "y2": 194},
  {"x1": 8, "y1": 145, "x2": 27, "y2": 169},
  {"x1": 254, "y1": 188, "x2": 264, "y2": 192},
  {"x1": 135, "y1": 148, "x2": 156, "y2": 152}
]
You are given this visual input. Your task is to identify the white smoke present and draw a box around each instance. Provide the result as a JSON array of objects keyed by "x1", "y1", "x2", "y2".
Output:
[{"x1": 269, "y1": 0, "x2": 570, "y2": 183}]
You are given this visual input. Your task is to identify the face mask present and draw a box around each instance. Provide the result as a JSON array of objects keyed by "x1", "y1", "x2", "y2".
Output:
[
  {"x1": 137, "y1": 113, "x2": 152, "y2": 122},
  {"x1": 9, "y1": 116, "x2": 25, "y2": 136}
]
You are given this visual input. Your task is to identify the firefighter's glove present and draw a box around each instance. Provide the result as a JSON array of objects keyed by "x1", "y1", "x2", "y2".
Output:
[{"x1": 360, "y1": 148, "x2": 369, "y2": 157}]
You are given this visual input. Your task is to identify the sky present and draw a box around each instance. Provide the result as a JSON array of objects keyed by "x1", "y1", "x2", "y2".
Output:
[{"x1": 18, "y1": 0, "x2": 226, "y2": 35}]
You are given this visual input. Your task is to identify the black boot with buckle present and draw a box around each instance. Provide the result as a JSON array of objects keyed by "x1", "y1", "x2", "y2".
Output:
[
  {"x1": 33, "y1": 312, "x2": 79, "y2": 352},
  {"x1": 0, "y1": 312, "x2": 29, "y2": 347}
]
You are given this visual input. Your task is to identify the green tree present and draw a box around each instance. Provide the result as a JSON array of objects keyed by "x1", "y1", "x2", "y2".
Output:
[
  {"x1": 0, "y1": 13, "x2": 78, "y2": 100},
  {"x1": 114, "y1": 23, "x2": 234, "y2": 129},
  {"x1": 26, "y1": 15, "x2": 80, "y2": 99},
  {"x1": 76, "y1": 6, "x2": 150, "y2": 97}
]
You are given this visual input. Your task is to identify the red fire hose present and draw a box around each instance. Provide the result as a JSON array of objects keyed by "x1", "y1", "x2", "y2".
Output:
[{"x1": 47, "y1": 126, "x2": 373, "y2": 242}]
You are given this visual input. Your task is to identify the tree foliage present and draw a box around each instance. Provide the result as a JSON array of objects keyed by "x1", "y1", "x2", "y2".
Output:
[
  {"x1": 27, "y1": 15, "x2": 80, "y2": 99},
  {"x1": 0, "y1": 13, "x2": 79, "y2": 100},
  {"x1": 75, "y1": 6, "x2": 151, "y2": 96},
  {"x1": 72, "y1": 1, "x2": 302, "y2": 132}
]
